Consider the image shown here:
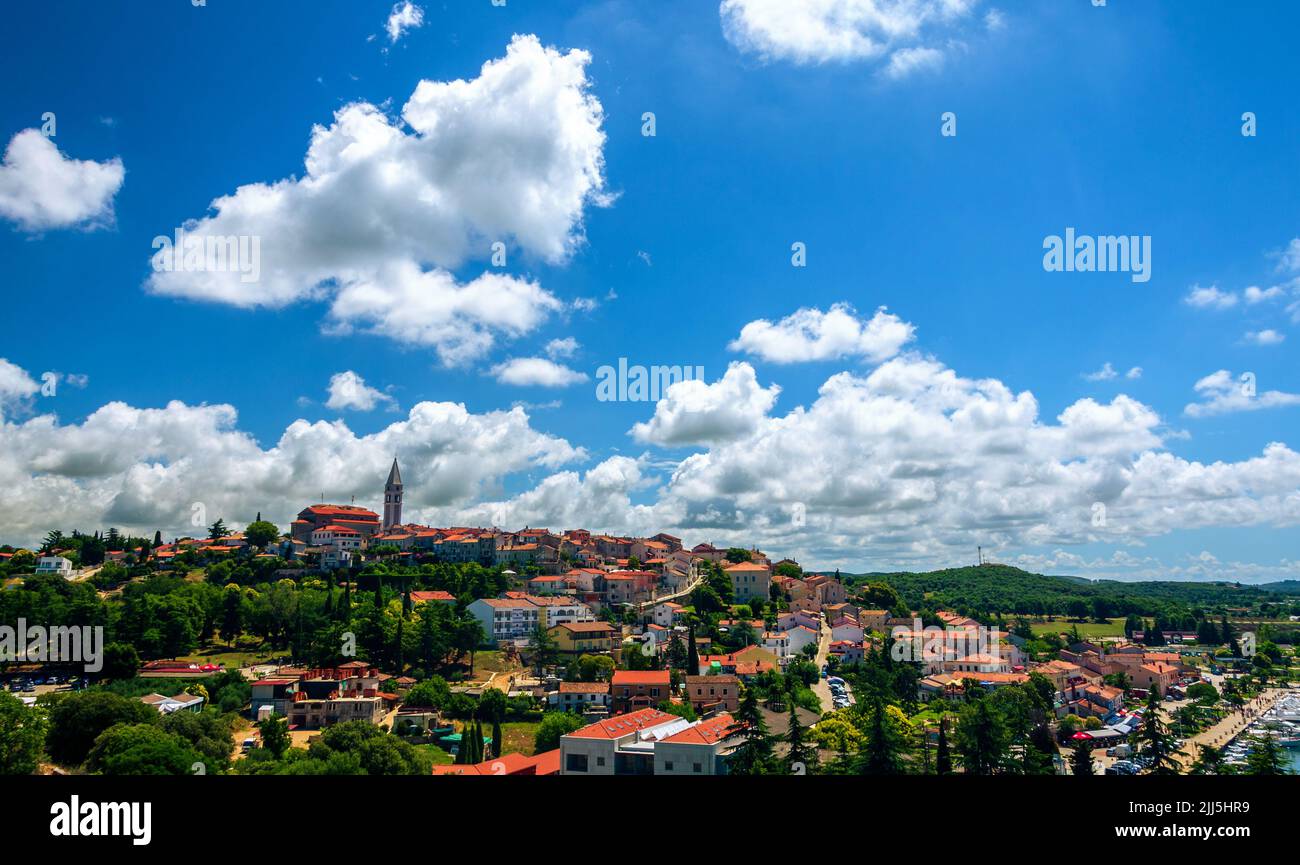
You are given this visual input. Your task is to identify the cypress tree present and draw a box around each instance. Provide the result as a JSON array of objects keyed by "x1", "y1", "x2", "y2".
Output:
[
  {"x1": 784, "y1": 683, "x2": 817, "y2": 775},
  {"x1": 686, "y1": 621, "x2": 700, "y2": 674},
  {"x1": 492, "y1": 719, "x2": 503, "y2": 760},
  {"x1": 458, "y1": 723, "x2": 473, "y2": 764},
  {"x1": 374, "y1": 576, "x2": 384, "y2": 610},
  {"x1": 395, "y1": 615, "x2": 404, "y2": 674},
  {"x1": 936, "y1": 716, "x2": 952, "y2": 775}
]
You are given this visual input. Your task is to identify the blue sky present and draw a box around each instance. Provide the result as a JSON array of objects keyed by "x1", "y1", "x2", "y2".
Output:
[{"x1": 1, "y1": 0, "x2": 1297, "y2": 581}]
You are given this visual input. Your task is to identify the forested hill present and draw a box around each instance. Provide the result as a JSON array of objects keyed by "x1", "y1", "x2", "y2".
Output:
[{"x1": 832, "y1": 564, "x2": 1300, "y2": 617}]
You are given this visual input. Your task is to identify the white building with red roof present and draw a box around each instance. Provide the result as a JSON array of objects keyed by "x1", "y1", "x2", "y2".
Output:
[{"x1": 559, "y1": 708, "x2": 739, "y2": 775}]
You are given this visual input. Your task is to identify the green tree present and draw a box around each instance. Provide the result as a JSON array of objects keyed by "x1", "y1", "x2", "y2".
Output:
[
  {"x1": 955, "y1": 696, "x2": 1009, "y2": 776},
  {"x1": 101, "y1": 642, "x2": 141, "y2": 680},
  {"x1": 1190, "y1": 744, "x2": 1226, "y2": 776},
  {"x1": 857, "y1": 697, "x2": 908, "y2": 775},
  {"x1": 258, "y1": 714, "x2": 290, "y2": 759},
  {"x1": 686, "y1": 621, "x2": 701, "y2": 673},
  {"x1": 1070, "y1": 741, "x2": 1094, "y2": 776},
  {"x1": 87, "y1": 724, "x2": 202, "y2": 776},
  {"x1": 935, "y1": 716, "x2": 953, "y2": 776},
  {"x1": 220, "y1": 586, "x2": 245, "y2": 647},
  {"x1": 45, "y1": 691, "x2": 157, "y2": 766},
  {"x1": 1132, "y1": 689, "x2": 1179, "y2": 775},
  {"x1": 476, "y1": 688, "x2": 508, "y2": 725},
  {"x1": 784, "y1": 686, "x2": 817, "y2": 775},
  {"x1": 530, "y1": 624, "x2": 559, "y2": 676},
  {"x1": 207, "y1": 519, "x2": 229, "y2": 540},
  {"x1": 244, "y1": 520, "x2": 280, "y2": 549},
  {"x1": 726, "y1": 686, "x2": 777, "y2": 775},
  {"x1": 574, "y1": 653, "x2": 615, "y2": 683},
  {"x1": 404, "y1": 677, "x2": 451, "y2": 711},
  {"x1": 161, "y1": 710, "x2": 235, "y2": 772},
  {"x1": 1245, "y1": 735, "x2": 1290, "y2": 775},
  {"x1": 534, "y1": 712, "x2": 586, "y2": 752},
  {"x1": 0, "y1": 692, "x2": 48, "y2": 775}
]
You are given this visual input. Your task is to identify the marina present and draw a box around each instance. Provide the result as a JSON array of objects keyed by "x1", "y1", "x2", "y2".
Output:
[{"x1": 1221, "y1": 693, "x2": 1300, "y2": 769}]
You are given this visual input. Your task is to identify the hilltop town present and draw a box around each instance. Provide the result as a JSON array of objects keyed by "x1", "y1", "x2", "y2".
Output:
[{"x1": 2, "y1": 460, "x2": 1297, "y2": 779}]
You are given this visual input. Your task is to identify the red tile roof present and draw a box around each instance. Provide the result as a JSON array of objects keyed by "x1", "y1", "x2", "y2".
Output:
[
  {"x1": 410, "y1": 590, "x2": 455, "y2": 603},
  {"x1": 565, "y1": 708, "x2": 680, "y2": 740},
  {"x1": 662, "y1": 713, "x2": 736, "y2": 745},
  {"x1": 611, "y1": 670, "x2": 671, "y2": 687}
]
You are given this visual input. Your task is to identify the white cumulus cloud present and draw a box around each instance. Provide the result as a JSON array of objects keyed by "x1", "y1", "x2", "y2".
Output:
[
  {"x1": 0, "y1": 359, "x2": 583, "y2": 546},
  {"x1": 1184, "y1": 284, "x2": 1238, "y2": 310},
  {"x1": 631, "y1": 362, "x2": 781, "y2": 447},
  {"x1": 492, "y1": 357, "x2": 588, "y2": 388},
  {"x1": 325, "y1": 370, "x2": 395, "y2": 412},
  {"x1": 720, "y1": 0, "x2": 982, "y2": 74},
  {"x1": 1185, "y1": 370, "x2": 1300, "y2": 418},
  {"x1": 730, "y1": 303, "x2": 915, "y2": 364},
  {"x1": 0, "y1": 130, "x2": 124, "y2": 232},
  {"x1": 145, "y1": 35, "x2": 608, "y2": 366}
]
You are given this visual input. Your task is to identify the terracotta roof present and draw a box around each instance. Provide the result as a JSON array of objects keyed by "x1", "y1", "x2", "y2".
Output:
[
  {"x1": 555, "y1": 621, "x2": 615, "y2": 634},
  {"x1": 303, "y1": 505, "x2": 379, "y2": 518},
  {"x1": 565, "y1": 708, "x2": 680, "y2": 740},
  {"x1": 410, "y1": 590, "x2": 455, "y2": 603},
  {"x1": 611, "y1": 670, "x2": 671, "y2": 687},
  {"x1": 559, "y1": 682, "x2": 610, "y2": 694},
  {"x1": 661, "y1": 713, "x2": 736, "y2": 745}
]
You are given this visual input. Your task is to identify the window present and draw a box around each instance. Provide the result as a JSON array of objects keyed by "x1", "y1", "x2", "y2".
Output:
[
  {"x1": 566, "y1": 753, "x2": 589, "y2": 773},
  {"x1": 596, "y1": 756, "x2": 606, "y2": 767},
  {"x1": 693, "y1": 763, "x2": 702, "y2": 773},
  {"x1": 664, "y1": 761, "x2": 674, "y2": 771}
]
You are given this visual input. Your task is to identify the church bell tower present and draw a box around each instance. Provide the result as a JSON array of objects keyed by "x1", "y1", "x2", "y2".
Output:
[{"x1": 383, "y1": 458, "x2": 403, "y2": 530}]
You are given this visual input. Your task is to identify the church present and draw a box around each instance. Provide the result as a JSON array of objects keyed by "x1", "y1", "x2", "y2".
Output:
[{"x1": 290, "y1": 459, "x2": 403, "y2": 543}]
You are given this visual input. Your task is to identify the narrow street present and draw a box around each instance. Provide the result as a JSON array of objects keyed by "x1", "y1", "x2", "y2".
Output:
[{"x1": 811, "y1": 621, "x2": 833, "y2": 714}]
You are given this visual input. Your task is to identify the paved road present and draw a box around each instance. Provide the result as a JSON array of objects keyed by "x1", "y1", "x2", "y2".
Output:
[
  {"x1": 811, "y1": 622, "x2": 833, "y2": 714},
  {"x1": 634, "y1": 576, "x2": 703, "y2": 612}
]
